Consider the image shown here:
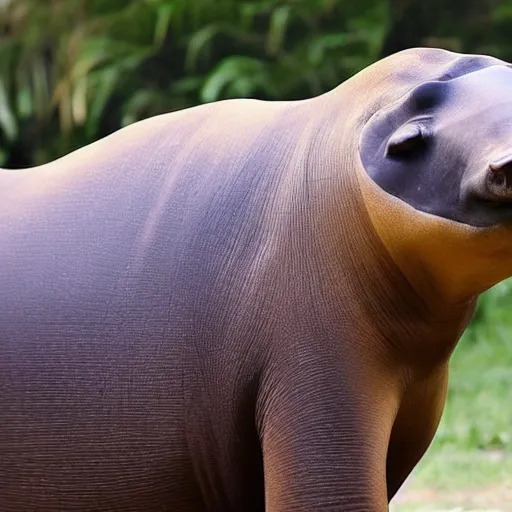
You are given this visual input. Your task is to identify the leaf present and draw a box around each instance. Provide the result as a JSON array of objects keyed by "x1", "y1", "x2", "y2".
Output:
[
  {"x1": 85, "y1": 67, "x2": 120, "y2": 137},
  {"x1": 200, "y1": 56, "x2": 266, "y2": 103},
  {"x1": 308, "y1": 33, "x2": 347, "y2": 66},
  {"x1": 153, "y1": 3, "x2": 174, "y2": 46},
  {"x1": 185, "y1": 24, "x2": 221, "y2": 72},
  {"x1": 226, "y1": 76, "x2": 255, "y2": 98},
  {"x1": 266, "y1": 5, "x2": 290, "y2": 55},
  {"x1": 171, "y1": 76, "x2": 203, "y2": 95},
  {"x1": 16, "y1": 86, "x2": 33, "y2": 119},
  {"x1": 121, "y1": 88, "x2": 162, "y2": 126},
  {"x1": 71, "y1": 75, "x2": 88, "y2": 126},
  {"x1": 239, "y1": 2, "x2": 258, "y2": 30},
  {"x1": 0, "y1": 80, "x2": 18, "y2": 140}
]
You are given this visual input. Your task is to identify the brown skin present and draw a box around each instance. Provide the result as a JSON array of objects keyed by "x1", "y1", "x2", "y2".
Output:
[{"x1": 1, "y1": 48, "x2": 512, "y2": 511}]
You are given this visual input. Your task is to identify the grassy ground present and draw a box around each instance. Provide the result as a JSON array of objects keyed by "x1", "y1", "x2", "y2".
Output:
[{"x1": 391, "y1": 280, "x2": 512, "y2": 511}]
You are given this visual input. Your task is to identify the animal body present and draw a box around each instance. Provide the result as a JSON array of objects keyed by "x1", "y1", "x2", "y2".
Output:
[{"x1": 2, "y1": 48, "x2": 512, "y2": 511}]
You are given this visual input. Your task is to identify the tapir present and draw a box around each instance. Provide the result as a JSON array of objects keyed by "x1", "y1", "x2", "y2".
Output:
[{"x1": 2, "y1": 47, "x2": 512, "y2": 511}]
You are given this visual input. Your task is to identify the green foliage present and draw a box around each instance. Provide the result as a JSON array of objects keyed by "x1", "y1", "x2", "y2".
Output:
[
  {"x1": 2, "y1": 0, "x2": 512, "y2": 167},
  {"x1": 0, "y1": 0, "x2": 387, "y2": 165},
  {"x1": 470, "y1": 278, "x2": 512, "y2": 331},
  {"x1": 437, "y1": 330, "x2": 512, "y2": 453},
  {"x1": 2, "y1": 0, "x2": 511, "y2": 167}
]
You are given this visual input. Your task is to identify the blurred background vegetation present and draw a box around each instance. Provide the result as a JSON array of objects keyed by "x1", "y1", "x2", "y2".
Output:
[{"x1": 1, "y1": 0, "x2": 512, "y2": 509}]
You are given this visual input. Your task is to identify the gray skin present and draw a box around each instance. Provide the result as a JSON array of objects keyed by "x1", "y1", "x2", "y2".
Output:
[
  {"x1": 360, "y1": 62, "x2": 512, "y2": 226},
  {"x1": 2, "y1": 48, "x2": 512, "y2": 512}
]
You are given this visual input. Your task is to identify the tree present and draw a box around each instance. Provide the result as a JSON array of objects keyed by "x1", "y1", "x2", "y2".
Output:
[
  {"x1": 0, "y1": 0, "x2": 386, "y2": 167},
  {"x1": 2, "y1": 0, "x2": 512, "y2": 168}
]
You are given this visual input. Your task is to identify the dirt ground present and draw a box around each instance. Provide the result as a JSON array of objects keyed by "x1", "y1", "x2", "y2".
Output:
[{"x1": 392, "y1": 482, "x2": 512, "y2": 511}]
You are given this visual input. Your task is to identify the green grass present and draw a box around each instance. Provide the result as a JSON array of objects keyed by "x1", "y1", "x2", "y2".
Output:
[{"x1": 391, "y1": 279, "x2": 512, "y2": 511}]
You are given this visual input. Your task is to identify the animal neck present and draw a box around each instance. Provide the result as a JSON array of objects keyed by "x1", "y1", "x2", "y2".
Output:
[
  {"x1": 292, "y1": 168, "x2": 467, "y2": 367},
  {"x1": 355, "y1": 158, "x2": 512, "y2": 311},
  {"x1": 309, "y1": 191, "x2": 472, "y2": 367},
  {"x1": 288, "y1": 100, "x2": 475, "y2": 365}
]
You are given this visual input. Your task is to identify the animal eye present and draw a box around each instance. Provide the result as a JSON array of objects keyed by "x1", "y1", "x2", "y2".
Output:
[{"x1": 386, "y1": 123, "x2": 426, "y2": 156}]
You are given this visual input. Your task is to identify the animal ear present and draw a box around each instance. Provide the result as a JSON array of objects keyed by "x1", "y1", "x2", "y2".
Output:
[{"x1": 386, "y1": 123, "x2": 425, "y2": 156}]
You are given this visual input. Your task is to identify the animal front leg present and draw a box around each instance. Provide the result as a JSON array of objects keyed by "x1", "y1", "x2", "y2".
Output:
[
  {"x1": 386, "y1": 365, "x2": 449, "y2": 500},
  {"x1": 256, "y1": 350, "x2": 394, "y2": 512}
]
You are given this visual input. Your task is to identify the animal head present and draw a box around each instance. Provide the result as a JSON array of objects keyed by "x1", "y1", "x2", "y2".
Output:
[
  {"x1": 349, "y1": 48, "x2": 512, "y2": 303},
  {"x1": 360, "y1": 56, "x2": 512, "y2": 227}
]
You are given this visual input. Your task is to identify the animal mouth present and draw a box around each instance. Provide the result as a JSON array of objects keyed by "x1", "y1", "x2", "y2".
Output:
[{"x1": 487, "y1": 157, "x2": 512, "y2": 200}]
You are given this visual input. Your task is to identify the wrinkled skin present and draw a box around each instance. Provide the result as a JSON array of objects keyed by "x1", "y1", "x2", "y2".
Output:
[{"x1": 2, "y1": 48, "x2": 512, "y2": 511}]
